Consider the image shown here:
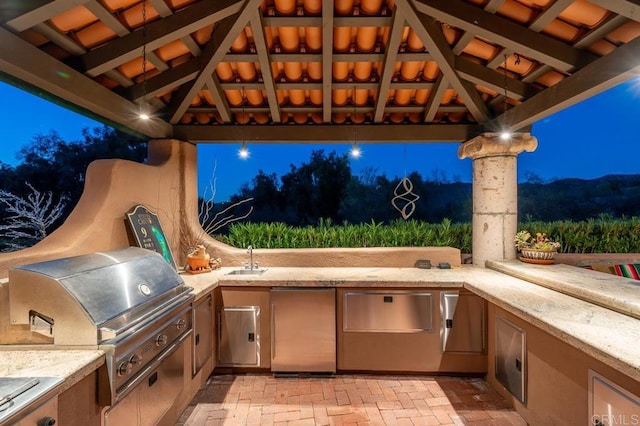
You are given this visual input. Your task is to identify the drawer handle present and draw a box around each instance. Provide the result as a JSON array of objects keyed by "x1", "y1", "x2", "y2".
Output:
[{"x1": 383, "y1": 296, "x2": 393, "y2": 303}]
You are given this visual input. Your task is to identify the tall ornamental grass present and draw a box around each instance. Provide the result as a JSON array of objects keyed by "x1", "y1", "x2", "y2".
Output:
[{"x1": 216, "y1": 215, "x2": 640, "y2": 254}]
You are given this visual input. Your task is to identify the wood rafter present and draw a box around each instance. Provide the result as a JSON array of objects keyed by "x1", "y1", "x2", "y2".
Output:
[
  {"x1": 587, "y1": 0, "x2": 640, "y2": 21},
  {"x1": 174, "y1": 123, "x2": 482, "y2": 143},
  {"x1": 250, "y1": 10, "x2": 281, "y2": 123},
  {"x1": 32, "y1": 22, "x2": 86, "y2": 55},
  {"x1": 485, "y1": 35, "x2": 640, "y2": 132},
  {"x1": 322, "y1": 0, "x2": 334, "y2": 123},
  {"x1": 455, "y1": 57, "x2": 537, "y2": 100},
  {"x1": 397, "y1": 0, "x2": 490, "y2": 122},
  {"x1": 75, "y1": 0, "x2": 243, "y2": 77},
  {"x1": 423, "y1": 74, "x2": 448, "y2": 122},
  {"x1": 5, "y1": 0, "x2": 88, "y2": 31},
  {"x1": 0, "y1": 26, "x2": 171, "y2": 137},
  {"x1": 205, "y1": 74, "x2": 231, "y2": 123},
  {"x1": 84, "y1": 0, "x2": 129, "y2": 36},
  {"x1": 411, "y1": 0, "x2": 597, "y2": 72},
  {"x1": 528, "y1": 0, "x2": 573, "y2": 32},
  {"x1": 168, "y1": 0, "x2": 263, "y2": 124},
  {"x1": 373, "y1": 7, "x2": 405, "y2": 123},
  {"x1": 148, "y1": 0, "x2": 172, "y2": 17}
]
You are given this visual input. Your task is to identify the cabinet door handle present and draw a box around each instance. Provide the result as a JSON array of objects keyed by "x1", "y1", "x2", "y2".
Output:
[{"x1": 515, "y1": 358, "x2": 522, "y2": 372}]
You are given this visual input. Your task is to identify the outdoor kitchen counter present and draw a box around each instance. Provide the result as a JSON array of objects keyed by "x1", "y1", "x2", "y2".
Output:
[
  {"x1": 0, "y1": 349, "x2": 104, "y2": 393},
  {"x1": 487, "y1": 259, "x2": 640, "y2": 321},
  {"x1": 181, "y1": 265, "x2": 640, "y2": 383}
]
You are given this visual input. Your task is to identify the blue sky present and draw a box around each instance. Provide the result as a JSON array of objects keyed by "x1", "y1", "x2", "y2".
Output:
[{"x1": 1, "y1": 78, "x2": 639, "y2": 201}]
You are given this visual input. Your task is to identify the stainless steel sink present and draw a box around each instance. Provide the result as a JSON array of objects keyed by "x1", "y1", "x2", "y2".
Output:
[{"x1": 226, "y1": 269, "x2": 268, "y2": 276}]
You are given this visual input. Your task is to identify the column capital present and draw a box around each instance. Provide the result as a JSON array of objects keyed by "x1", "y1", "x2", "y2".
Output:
[{"x1": 458, "y1": 133, "x2": 538, "y2": 160}]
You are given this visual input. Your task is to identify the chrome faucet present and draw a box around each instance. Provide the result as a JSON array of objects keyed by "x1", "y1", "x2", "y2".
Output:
[{"x1": 246, "y1": 245, "x2": 254, "y2": 270}]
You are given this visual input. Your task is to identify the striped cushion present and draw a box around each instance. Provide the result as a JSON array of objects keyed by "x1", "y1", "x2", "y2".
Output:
[{"x1": 609, "y1": 264, "x2": 640, "y2": 280}]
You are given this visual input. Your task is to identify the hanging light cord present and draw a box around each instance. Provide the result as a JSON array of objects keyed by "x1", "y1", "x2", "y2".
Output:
[
  {"x1": 503, "y1": 53, "x2": 508, "y2": 113},
  {"x1": 141, "y1": 0, "x2": 148, "y2": 102}
]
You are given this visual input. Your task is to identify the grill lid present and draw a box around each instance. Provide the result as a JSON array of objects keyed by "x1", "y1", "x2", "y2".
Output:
[{"x1": 10, "y1": 247, "x2": 183, "y2": 327}]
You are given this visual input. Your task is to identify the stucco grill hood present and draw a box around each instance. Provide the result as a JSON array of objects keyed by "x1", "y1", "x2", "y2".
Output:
[{"x1": 8, "y1": 247, "x2": 191, "y2": 346}]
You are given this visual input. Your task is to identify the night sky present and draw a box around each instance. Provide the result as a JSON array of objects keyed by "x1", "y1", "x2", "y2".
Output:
[{"x1": 1, "y1": 78, "x2": 639, "y2": 202}]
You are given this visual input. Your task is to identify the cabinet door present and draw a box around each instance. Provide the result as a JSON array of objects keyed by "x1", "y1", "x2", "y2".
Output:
[
  {"x1": 193, "y1": 294, "x2": 213, "y2": 376},
  {"x1": 589, "y1": 370, "x2": 640, "y2": 425},
  {"x1": 495, "y1": 317, "x2": 526, "y2": 404},
  {"x1": 441, "y1": 291, "x2": 485, "y2": 353},
  {"x1": 217, "y1": 306, "x2": 260, "y2": 366}
]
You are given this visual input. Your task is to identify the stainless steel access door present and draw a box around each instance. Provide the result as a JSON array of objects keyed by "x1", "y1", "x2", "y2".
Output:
[
  {"x1": 217, "y1": 306, "x2": 260, "y2": 366},
  {"x1": 271, "y1": 288, "x2": 336, "y2": 373}
]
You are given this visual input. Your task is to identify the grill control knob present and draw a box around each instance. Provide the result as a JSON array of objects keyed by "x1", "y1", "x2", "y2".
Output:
[
  {"x1": 155, "y1": 334, "x2": 168, "y2": 347},
  {"x1": 128, "y1": 354, "x2": 142, "y2": 366},
  {"x1": 117, "y1": 360, "x2": 132, "y2": 377},
  {"x1": 37, "y1": 417, "x2": 56, "y2": 426},
  {"x1": 175, "y1": 319, "x2": 187, "y2": 330}
]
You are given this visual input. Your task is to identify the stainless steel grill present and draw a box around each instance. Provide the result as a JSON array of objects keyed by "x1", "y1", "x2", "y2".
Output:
[{"x1": 8, "y1": 247, "x2": 194, "y2": 405}]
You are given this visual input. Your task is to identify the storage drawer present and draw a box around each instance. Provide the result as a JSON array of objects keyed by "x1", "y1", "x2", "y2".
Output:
[{"x1": 343, "y1": 291, "x2": 433, "y2": 333}]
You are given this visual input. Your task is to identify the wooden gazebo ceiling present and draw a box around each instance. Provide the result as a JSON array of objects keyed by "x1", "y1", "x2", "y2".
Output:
[{"x1": 1, "y1": 0, "x2": 639, "y2": 143}]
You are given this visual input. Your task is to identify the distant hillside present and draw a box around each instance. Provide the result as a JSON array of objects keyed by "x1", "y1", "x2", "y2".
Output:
[{"x1": 518, "y1": 174, "x2": 640, "y2": 221}]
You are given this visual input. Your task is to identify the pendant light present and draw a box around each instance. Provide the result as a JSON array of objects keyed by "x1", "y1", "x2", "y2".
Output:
[
  {"x1": 350, "y1": 86, "x2": 361, "y2": 159},
  {"x1": 238, "y1": 86, "x2": 250, "y2": 159},
  {"x1": 499, "y1": 53, "x2": 520, "y2": 140},
  {"x1": 138, "y1": 0, "x2": 150, "y2": 120}
]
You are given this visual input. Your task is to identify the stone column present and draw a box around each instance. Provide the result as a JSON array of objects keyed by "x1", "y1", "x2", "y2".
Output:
[{"x1": 458, "y1": 133, "x2": 538, "y2": 267}]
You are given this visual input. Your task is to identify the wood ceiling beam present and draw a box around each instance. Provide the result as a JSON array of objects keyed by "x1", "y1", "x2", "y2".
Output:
[
  {"x1": 75, "y1": 0, "x2": 243, "y2": 76},
  {"x1": 5, "y1": 0, "x2": 88, "y2": 31},
  {"x1": 205, "y1": 74, "x2": 232, "y2": 122},
  {"x1": 223, "y1": 51, "x2": 434, "y2": 63},
  {"x1": 423, "y1": 74, "x2": 448, "y2": 122},
  {"x1": 452, "y1": 32, "x2": 474, "y2": 55},
  {"x1": 168, "y1": 0, "x2": 263, "y2": 124},
  {"x1": 250, "y1": 10, "x2": 281, "y2": 123},
  {"x1": 528, "y1": 0, "x2": 573, "y2": 32},
  {"x1": 455, "y1": 57, "x2": 537, "y2": 100},
  {"x1": 374, "y1": 8, "x2": 405, "y2": 122},
  {"x1": 587, "y1": 0, "x2": 640, "y2": 21},
  {"x1": 32, "y1": 22, "x2": 86, "y2": 55},
  {"x1": 262, "y1": 15, "x2": 393, "y2": 28},
  {"x1": 0, "y1": 26, "x2": 172, "y2": 138},
  {"x1": 146, "y1": 51, "x2": 169, "y2": 72},
  {"x1": 397, "y1": 0, "x2": 490, "y2": 122},
  {"x1": 174, "y1": 123, "x2": 482, "y2": 142},
  {"x1": 322, "y1": 0, "x2": 334, "y2": 123},
  {"x1": 148, "y1": 0, "x2": 172, "y2": 17},
  {"x1": 484, "y1": 0, "x2": 506, "y2": 13},
  {"x1": 411, "y1": 0, "x2": 597, "y2": 72},
  {"x1": 573, "y1": 14, "x2": 628, "y2": 49},
  {"x1": 84, "y1": 0, "x2": 129, "y2": 36},
  {"x1": 189, "y1": 105, "x2": 468, "y2": 114},
  {"x1": 216, "y1": 81, "x2": 435, "y2": 91},
  {"x1": 121, "y1": 58, "x2": 200, "y2": 101},
  {"x1": 485, "y1": 35, "x2": 640, "y2": 132}
]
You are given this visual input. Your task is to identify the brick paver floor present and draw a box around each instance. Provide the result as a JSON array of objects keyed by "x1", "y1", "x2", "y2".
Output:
[{"x1": 176, "y1": 374, "x2": 527, "y2": 425}]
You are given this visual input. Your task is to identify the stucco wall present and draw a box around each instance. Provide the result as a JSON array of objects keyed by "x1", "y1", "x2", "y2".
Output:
[{"x1": 0, "y1": 139, "x2": 461, "y2": 280}]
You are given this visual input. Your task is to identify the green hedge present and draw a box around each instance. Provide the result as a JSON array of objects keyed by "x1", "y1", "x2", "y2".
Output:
[{"x1": 215, "y1": 215, "x2": 640, "y2": 254}]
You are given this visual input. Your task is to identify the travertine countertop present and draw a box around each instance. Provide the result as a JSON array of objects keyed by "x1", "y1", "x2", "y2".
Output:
[
  {"x1": 0, "y1": 349, "x2": 104, "y2": 393},
  {"x1": 487, "y1": 260, "x2": 640, "y2": 320},
  {"x1": 182, "y1": 265, "x2": 640, "y2": 382}
]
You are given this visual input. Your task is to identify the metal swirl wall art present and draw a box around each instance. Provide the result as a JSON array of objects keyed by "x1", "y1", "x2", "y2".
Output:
[{"x1": 392, "y1": 177, "x2": 420, "y2": 219}]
